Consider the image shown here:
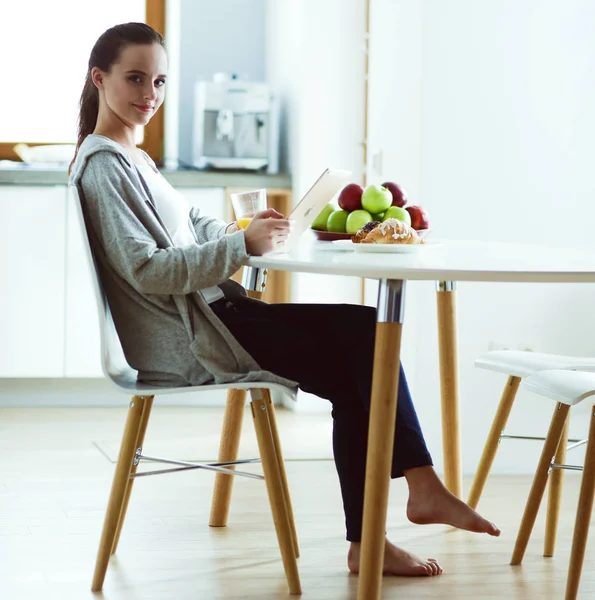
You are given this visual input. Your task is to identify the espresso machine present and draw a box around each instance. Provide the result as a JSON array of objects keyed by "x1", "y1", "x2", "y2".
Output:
[{"x1": 192, "y1": 74, "x2": 280, "y2": 173}]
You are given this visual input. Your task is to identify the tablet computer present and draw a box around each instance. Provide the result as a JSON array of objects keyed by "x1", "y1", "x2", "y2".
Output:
[{"x1": 278, "y1": 167, "x2": 352, "y2": 251}]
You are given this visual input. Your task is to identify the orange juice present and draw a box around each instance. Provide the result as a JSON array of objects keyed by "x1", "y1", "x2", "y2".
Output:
[{"x1": 237, "y1": 217, "x2": 253, "y2": 229}]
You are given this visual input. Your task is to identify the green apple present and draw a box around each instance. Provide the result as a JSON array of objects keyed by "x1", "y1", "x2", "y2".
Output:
[
  {"x1": 371, "y1": 212, "x2": 385, "y2": 221},
  {"x1": 326, "y1": 209, "x2": 349, "y2": 233},
  {"x1": 311, "y1": 203, "x2": 336, "y2": 231},
  {"x1": 361, "y1": 184, "x2": 392, "y2": 214},
  {"x1": 382, "y1": 205, "x2": 412, "y2": 226},
  {"x1": 346, "y1": 209, "x2": 373, "y2": 234}
]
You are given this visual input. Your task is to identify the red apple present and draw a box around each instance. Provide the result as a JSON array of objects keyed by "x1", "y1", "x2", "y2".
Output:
[
  {"x1": 337, "y1": 183, "x2": 364, "y2": 211},
  {"x1": 381, "y1": 181, "x2": 407, "y2": 207},
  {"x1": 405, "y1": 205, "x2": 430, "y2": 230}
]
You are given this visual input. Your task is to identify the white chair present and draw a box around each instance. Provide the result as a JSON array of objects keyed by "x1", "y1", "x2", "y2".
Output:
[
  {"x1": 510, "y1": 369, "x2": 595, "y2": 600},
  {"x1": 71, "y1": 187, "x2": 301, "y2": 595},
  {"x1": 469, "y1": 350, "x2": 595, "y2": 557}
]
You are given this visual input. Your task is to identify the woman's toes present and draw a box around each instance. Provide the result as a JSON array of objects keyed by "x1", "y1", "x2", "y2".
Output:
[{"x1": 427, "y1": 558, "x2": 442, "y2": 575}]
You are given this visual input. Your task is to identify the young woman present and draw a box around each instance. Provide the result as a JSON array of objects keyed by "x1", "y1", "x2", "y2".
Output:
[{"x1": 70, "y1": 22, "x2": 500, "y2": 578}]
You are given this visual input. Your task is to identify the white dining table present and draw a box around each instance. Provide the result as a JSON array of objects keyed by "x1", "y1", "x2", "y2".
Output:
[{"x1": 248, "y1": 237, "x2": 595, "y2": 599}]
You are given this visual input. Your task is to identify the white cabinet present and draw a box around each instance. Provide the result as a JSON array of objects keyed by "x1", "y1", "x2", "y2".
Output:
[
  {"x1": 0, "y1": 185, "x2": 66, "y2": 377},
  {"x1": 0, "y1": 185, "x2": 227, "y2": 379},
  {"x1": 64, "y1": 187, "x2": 102, "y2": 377}
]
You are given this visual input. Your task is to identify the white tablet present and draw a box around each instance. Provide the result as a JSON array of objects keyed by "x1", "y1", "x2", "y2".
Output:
[{"x1": 277, "y1": 167, "x2": 352, "y2": 251}]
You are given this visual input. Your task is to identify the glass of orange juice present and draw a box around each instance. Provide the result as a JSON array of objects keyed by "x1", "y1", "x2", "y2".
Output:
[{"x1": 230, "y1": 189, "x2": 267, "y2": 229}]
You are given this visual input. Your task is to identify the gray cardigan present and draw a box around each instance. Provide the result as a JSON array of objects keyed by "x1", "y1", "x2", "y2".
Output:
[{"x1": 70, "y1": 135, "x2": 295, "y2": 390}]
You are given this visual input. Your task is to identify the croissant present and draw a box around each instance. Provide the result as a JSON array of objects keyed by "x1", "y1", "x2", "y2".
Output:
[
  {"x1": 352, "y1": 221, "x2": 382, "y2": 243},
  {"x1": 354, "y1": 218, "x2": 423, "y2": 244}
]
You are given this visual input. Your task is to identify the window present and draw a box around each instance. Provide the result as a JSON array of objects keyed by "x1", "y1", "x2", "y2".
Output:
[{"x1": 0, "y1": 0, "x2": 165, "y2": 161}]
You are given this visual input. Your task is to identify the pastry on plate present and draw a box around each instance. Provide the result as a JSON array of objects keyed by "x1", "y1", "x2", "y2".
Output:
[
  {"x1": 352, "y1": 218, "x2": 424, "y2": 244},
  {"x1": 352, "y1": 221, "x2": 382, "y2": 243}
]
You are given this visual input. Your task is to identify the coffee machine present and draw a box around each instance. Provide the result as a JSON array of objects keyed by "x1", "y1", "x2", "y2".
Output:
[{"x1": 192, "y1": 74, "x2": 280, "y2": 173}]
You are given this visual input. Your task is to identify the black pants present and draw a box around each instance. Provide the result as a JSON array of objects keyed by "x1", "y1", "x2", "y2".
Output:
[{"x1": 211, "y1": 295, "x2": 433, "y2": 542}]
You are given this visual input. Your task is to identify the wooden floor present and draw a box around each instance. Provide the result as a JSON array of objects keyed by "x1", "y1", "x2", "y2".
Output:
[{"x1": 1, "y1": 406, "x2": 594, "y2": 599}]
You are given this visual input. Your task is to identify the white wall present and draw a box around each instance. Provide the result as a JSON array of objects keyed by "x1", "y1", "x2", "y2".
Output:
[
  {"x1": 408, "y1": 0, "x2": 595, "y2": 474},
  {"x1": 177, "y1": 0, "x2": 267, "y2": 165},
  {"x1": 266, "y1": 0, "x2": 366, "y2": 231}
]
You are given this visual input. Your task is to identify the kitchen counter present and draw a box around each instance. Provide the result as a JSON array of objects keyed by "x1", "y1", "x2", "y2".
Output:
[{"x1": 0, "y1": 164, "x2": 292, "y2": 189}]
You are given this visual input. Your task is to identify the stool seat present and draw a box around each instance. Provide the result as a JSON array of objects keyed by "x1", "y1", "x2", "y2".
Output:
[{"x1": 475, "y1": 350, "x2": 595, "y2": 379}]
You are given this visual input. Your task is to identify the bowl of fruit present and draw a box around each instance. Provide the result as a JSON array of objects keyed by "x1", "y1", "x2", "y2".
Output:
[{"x1": 310, "y1": 181, "x2": 430, "y2": 241}]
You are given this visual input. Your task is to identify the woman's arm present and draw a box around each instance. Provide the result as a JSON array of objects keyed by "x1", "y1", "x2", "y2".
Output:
[
  {"x1": 188, "y1": 207, "x2": 237, "y2": 241},
  {"x1": 80, "y1": 153, "x2": 249, "y2": 295}
]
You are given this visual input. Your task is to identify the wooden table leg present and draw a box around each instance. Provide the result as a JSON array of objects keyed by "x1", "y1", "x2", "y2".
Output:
[
  {"x1": 436, "y1": 281, "x2": 463, "y2": 498},
  {"x1": 358, "y1": 279, "x2": 406, "y2": 600}
]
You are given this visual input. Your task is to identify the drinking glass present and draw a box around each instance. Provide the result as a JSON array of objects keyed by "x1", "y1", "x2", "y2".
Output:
[{"x1": 230, "y1": 189, "x2": 267, "y2": 229}]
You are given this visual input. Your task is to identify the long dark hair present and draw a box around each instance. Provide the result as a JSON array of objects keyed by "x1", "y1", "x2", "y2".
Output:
[{"x1": 69, "y1": 22, "x2": 165, "y2": 173}]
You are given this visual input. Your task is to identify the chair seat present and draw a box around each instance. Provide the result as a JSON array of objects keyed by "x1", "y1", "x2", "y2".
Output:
[
  {"x1": 104, "y1": 363, "x2": 299, "y2": 399},
  {"x1": 523, "y1": 369, "x2": 595, "y2": 406},
  {"x1": 475, "y1": 350, "x2": 595, "y2": 378}
]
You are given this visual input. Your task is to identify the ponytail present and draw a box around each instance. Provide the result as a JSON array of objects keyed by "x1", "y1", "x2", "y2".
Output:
[{"x1": 69, "y1": 71, "x2": 99, "y2": 174}]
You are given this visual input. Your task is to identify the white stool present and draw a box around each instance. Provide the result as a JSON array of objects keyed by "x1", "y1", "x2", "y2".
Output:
[
  {"x1": 469, "y1": 350, "x2": 595, "y2": 557},
  {"x1": 510, "y1": 369, "x2": 595, "y2": 600}
]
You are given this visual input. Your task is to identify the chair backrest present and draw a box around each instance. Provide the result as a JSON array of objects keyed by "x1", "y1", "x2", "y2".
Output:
[{"x1": 70, "y1": 185, "x2": 139, "y2": 388}]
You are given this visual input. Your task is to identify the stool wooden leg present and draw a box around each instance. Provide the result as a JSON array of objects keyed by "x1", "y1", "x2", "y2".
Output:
[
  {"x1": 209, "y1": 388, "x2": 247, "y2": 527},
  {"x1": 110, "y1": 394, "x2": 154, "y2": 554},
  {"x1": 468, "y1": 376, "x2": 521, "y2": 509},
  {"x1": 510, "y1": 402, "x2": 570, "y2": 565},
  {"x1": 544, "y1": 415, "x2": 569, "y2": 557},
  {"x1": 262, "y1": 389, "x2": 299, "y2": 558},
  {"x1": 565, "y1": 405, "x2": 595, "y2": 600},
  {"x1": 92, "y1": 396, "x2": 151, "y2": 592},
  {"x1": 250, "y1": 390, "x2": 301, "y2": 595}
]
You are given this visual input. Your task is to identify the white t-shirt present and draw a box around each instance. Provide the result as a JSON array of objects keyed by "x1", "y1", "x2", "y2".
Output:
[{"x1": 136, "y1": 161, "x2": 224, "y2": 304}]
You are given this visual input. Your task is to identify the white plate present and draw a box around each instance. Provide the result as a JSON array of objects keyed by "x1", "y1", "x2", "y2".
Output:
[
  {"x1": 353, "y1": 242, "x2": 435, "y2": 254},
  {"x1": 329, "y1": 240, "x2": 355, "y2": 251},
  {"x1": 330, "y1": 239, "x2": 439, "y2": 253}
]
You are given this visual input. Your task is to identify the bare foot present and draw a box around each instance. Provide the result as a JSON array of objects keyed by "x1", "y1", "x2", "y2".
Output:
[
  {"x1": 405, "y1": 468, "x2": 500, "y2": 536},
  {"x1": 348, "y1": 539, "x2": 443, "y2": 577}
]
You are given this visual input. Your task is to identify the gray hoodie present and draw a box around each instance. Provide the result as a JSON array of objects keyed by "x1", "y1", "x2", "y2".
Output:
[{"x1": 69, "y1": 134, "x2": 295, "y2": 390}]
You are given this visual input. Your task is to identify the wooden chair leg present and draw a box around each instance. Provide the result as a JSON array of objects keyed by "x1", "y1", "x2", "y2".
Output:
[
  {"x1": 468, "y1": 376, "x2": 521, "y2": 509},
  {"x1": 510, "y1": 402, "x2": 570, "y2": 566},
  {"x1": 250, "y1": 390, "x2": 301, "y2": 595},
  {"x1": 565, "y1": 405, "x2": 595, "y2": 600},
  {"x1": 92, "y1": 395, "x2": 152, "y2": 592},
  {"x1": 209, "y1": 388, "x2": 247, "y2": 527},
  {"x1": 110, "y1": 395, "x2": 154, "y2": 555},
  {"x1": 262, "y1": 389, "x2": 300, "y2": 558},
  {"x1": 544, "y1": 415, "x2": 569, "y2": 557}
]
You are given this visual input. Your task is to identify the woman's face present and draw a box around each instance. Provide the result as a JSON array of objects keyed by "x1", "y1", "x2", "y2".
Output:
[{"x1": 93, "y1": 43, "x2": 167, "y2": 128}]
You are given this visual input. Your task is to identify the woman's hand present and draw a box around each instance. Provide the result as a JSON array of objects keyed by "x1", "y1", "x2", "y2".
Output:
[{"x1": 244, "y1": 209, "x2": 291, "y2": 255}]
